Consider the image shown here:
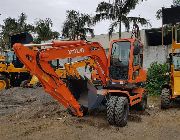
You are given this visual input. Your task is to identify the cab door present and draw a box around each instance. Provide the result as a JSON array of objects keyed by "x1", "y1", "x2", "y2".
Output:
[{"x1": 132, "y1": 40, "x2": 144, "y2": 83}]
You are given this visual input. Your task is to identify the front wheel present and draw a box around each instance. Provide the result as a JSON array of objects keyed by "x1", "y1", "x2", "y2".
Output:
[{"x1": 107, "y1": 96, "x2": 129, "y2": 127}]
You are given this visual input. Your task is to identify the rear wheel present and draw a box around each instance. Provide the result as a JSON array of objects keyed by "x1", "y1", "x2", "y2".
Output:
[
  {"x1": 161, "y1": 88, "x2": 171, "y2": 109},
  {"x1": 114, "y1": 97, "x2": 129, "y2": 127},
  {"x1": 107, "y1": 96, "x2": 129, "y2": 127},
  {"x1": 0, "y1": 75, "x2": 9, "y2": 90}
]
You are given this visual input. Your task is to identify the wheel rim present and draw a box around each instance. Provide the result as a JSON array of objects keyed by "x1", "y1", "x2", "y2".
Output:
[{"x1": 0, "y1": 80, "x2": 6, "y2": 90}]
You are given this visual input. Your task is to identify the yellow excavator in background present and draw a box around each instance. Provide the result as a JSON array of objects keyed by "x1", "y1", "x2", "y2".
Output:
[
  {"x1": 0, "y1": 33, "x2": 33, "y2": 90},
  {"x1": 160, "y1": 7, "x2": 180, "y2": 108},
  {"x1": 161, "y1": 26, "x2": 180, "y2": 108},
  {"x1": 27, "y1": 58, "x2": 98, "y2": 88}
]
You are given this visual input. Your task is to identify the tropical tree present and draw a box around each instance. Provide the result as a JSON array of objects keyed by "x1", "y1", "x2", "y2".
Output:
[
  {"x1": 0, "y1": 17, "x2": 17, "y2": 49},
  {"x1": 173, "y1": 0, "x2": 180, "y2": 6},
  {"x1": 0, "y1": 13, "x2": 34, "y2": 49},
  {"x1": 62, "y1": 10, "x2": 94, "y2": 40},
  {"x1": 16, "y1": 13, "x2": 34, "y2": 33},
  {"x1": 35, "y1": 18, "x2": 59, "y2": 43},
  {"x1": 51, "y1": 31, "x2": 60, "y2": 40},
  {"x1": 94, "y1": 0, "x2": 150, "y2": 38}
]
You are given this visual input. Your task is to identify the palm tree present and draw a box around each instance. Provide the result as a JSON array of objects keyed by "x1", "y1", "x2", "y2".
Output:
[
  {"x1": 94, "y1": 0, "x2": 150, "y2": 38},
  {"x1": 0, "y1": 17, "x2": 17, "y2": 49},
  {"x1": 0, "y1": 13, "x2": 34, "y2": 49},
  {"x1": 17, "y1": 13, "x2": 34, "y2": 33},
  {"x1": 62, "y1": 10, "x2": 94, "y2": 40},
  {"x1": 35, "y1": 18, "x2": 60, "y2": 43},
  {"x1": 35, "y1": 18, "x2": 53, "y2": 42},
  {"x1": 173, "y1": 0, "x2": 180, "y2": 6},
  {"x1": 51, "y1": 31, "x2": 60, "y2": 40}
]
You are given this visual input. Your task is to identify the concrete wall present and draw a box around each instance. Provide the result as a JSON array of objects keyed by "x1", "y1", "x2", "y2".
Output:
[
  {"x1": 141, "y1": 30, "x2": 171, "y2": 69},
  {"x1": 88, "y1": 30, "x2": 170, "y2": 69},
  {"x1": 143, "y1": 45, "x2": 170, "y2": 69},
  {"x1": 87, "y1": 32, "x2": 133, "y2": 49}
]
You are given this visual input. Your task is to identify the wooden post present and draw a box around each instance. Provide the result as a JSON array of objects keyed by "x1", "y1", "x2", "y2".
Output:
[
  {"x1": 162, "y1": 7, "x2": 164, "y2": 48},
  {"x1": 162, "y1": 22, "x2": 164, "y2": 48}
]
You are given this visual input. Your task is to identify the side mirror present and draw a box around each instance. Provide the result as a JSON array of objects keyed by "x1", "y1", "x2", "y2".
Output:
[
  {"x1": 166, "y1": 58, "x2": 171, "y2": 63},
  {"x1": 133, "y1": 46, "x2": 140, "y2": 55}
]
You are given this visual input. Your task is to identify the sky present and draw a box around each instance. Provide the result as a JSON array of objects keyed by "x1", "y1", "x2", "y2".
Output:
[{"x1": 0, "y1": 0, "x2": 173, "y2": 35}]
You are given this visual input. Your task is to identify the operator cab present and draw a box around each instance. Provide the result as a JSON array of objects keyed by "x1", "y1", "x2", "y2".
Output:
[
  {"x1": 5, "y1": 51, "x2": 16, "y2": 63},
  {"x1": 108, "y1": 38, "x2": 146, "y2": 89},
  {"x1": 110, "y1": 41, "x2": 130, "y2": 80},
  {"x1": 4, "y1": 50, "x2": 24, "y2": 68}
]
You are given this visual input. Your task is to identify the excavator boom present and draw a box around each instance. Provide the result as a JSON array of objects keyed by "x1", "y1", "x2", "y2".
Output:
[{"x1": 13, "y1": 40, "x2": 107, "y2": 116}]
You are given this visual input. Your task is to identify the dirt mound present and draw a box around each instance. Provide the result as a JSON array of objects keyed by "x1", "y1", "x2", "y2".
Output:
[{"x1": 0, "y1": 87, "x2": 66, "y2": 119}]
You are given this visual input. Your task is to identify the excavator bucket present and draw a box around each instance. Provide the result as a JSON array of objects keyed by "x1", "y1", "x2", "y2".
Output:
[
  {"x1": 67, "y1": 77, "x2": 105, "y2": 110},
  {"x1": 77, "y1": 80, "x2": 105, "y2": 110},
  {"x1": 87, "y1": 81, "x2": 105, "y2": 110}
]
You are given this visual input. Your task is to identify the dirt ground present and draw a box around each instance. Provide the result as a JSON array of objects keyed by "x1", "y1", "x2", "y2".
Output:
[{"x1": 1, "y1": 88, "x2": 180, "y2": 140}]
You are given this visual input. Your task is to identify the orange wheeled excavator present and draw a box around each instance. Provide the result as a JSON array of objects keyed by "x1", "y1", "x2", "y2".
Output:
[{"x1": 13, "y1": 38, "x2": 147, "y2": 127}]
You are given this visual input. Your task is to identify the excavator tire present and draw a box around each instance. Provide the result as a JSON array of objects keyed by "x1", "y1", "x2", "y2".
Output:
[
  {"x1": 0, "y1": 75, "x2": 9, "y2": 90},
  {"x1": 114, "y1": 97, "x2": 129, "y2": 127},
  {"x1": 135, "y1": 93, "x2": 147, "y2": 111},
  {"x1": 107, "y1": 96, "x2": 118, "y2": 125},
  {"x1": 161, "y1": 88, "x2": 171, "y2": 109}
]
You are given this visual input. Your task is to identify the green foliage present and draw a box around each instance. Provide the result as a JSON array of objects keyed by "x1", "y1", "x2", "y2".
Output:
[
  {"x1": 155, "y1": 9, "x2": 162, "y2": 20},
  {"x1": 146, "y1": 62, "x2": 170, "y2": 96},
  {"x1": 35, "y1": 18, "x2": 59, "y2": 42},
  {"x1": 0, "y1": 13, "x2": 60, "y2": 48},
  {"x1": 35, "y1": 18, "x2": 53, "y2": 41},
  {"x1": 94, "y1": 0, "x2": 150, "y2": 38},
  {"x1": 173, "y1": 0, "x2": 180, "y2": 6},
  {"x1": 0, "y1": 13, "x2": 34, "y2": 49},
  {"x1": 62, "y1": 10, "x2": 94, "y2": 40}
]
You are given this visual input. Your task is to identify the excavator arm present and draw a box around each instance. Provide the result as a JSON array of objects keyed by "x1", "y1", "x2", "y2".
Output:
[{"x1": 13, "y1": 40, "x2": 107, "y2": 116}]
